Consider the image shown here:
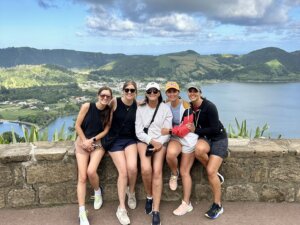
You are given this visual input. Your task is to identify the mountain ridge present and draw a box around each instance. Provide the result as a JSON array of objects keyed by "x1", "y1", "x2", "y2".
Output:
[{"x1": 0, "y1": 47, "x2": 299, "y2": 82}]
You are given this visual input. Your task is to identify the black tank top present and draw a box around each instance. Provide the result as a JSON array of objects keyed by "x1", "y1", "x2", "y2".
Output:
[
  {"x1": 110, "y1": 97, "x2": 137, "y2": 139},
  {"x1": 81, "y1": 102, "x2": 105, "y2": 139}
]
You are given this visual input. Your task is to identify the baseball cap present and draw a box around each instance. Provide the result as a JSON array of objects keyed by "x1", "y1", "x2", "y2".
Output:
[
  {"x1": 187, "y1": 83, "x2": 201, "y2": 93},
  {"x1": 165, "y1": 81, "x2": 180, "y2": 91},
  {"x1": 146, "y1": 82, "x2": 160, "y2": 91}
]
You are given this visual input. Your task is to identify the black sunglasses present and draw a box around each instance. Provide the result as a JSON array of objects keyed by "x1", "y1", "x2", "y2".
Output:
[
  {"x1": 146, "y1": 88, "x2": 159, "y2": 94},
  {"x1": 124, "y1": 88, "x2": 136, "y2": 93}
]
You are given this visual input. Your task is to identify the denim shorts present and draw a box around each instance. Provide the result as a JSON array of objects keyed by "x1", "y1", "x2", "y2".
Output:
[
  {"x1": 108, "y1": 138, "x2": 137, "y2": 152},
  {"x1": 200, "y1": 137, "x2": 228, "y2": 159}
]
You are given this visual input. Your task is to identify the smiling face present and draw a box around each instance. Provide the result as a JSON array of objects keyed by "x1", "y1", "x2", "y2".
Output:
[
  {"x1": 146, "y1": 88, "x2": 160, "y2": 101},
  {"x1": 123, "y1": 84, "x2": 136, "y2": 101},
  {"x1": 188, "y1": 87, "x2": 201, "y2": 103},
  {"x1": 98, "y1": 89, "x2": 112, "y2": 105},
  {"x1": 166, "y1": 88, "x2": 180, "y2": 102}
]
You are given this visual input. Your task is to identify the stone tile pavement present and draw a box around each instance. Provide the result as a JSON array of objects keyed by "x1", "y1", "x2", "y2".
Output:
[{"x1": 1, "y1": 200, "x2": 300, "y2": 225}]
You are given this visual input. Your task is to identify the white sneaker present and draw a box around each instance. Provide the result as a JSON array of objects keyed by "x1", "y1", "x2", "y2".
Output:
[
  {"x1": 116, "y1": 207, "x2": 130, "y2": 225},
  {"x1": 126, "y1": 187, "x2": 137, "y2": 209},
  {"x1": 169, "y1": 170, "x2": 179, "y2": 191},
  {"x1": 79, "y1": 211, "x2": 90, "y2": 225},
  {"x1": 93, "y1": 193, "x2": 103, "y2": 210},
  {"x1": 173, "y1": 200, "x2": 193, "y2": 216}
]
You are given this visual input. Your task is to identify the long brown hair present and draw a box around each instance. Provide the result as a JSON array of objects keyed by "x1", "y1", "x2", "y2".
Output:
[{"x1": 97, "y1": 86, "x2": 112, "y2": 128}]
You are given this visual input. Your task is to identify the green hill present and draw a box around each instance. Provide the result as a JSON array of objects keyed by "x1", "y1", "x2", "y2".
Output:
[
  {"x1": 0, "y1": 64, "x2": 79, "y2": 88},
  {"x1": 0, "y1": 47, "x2": 300, "y2": 82},
  {"x1": 0, "y1": 47, "x2": 125, "y2": 68}
]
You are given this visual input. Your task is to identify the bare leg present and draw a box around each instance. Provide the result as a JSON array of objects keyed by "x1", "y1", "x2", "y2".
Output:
[
  {"x1": 76, "y1": 152, "x2": 89, "y2": 207},
  {"x1": 137, "y1": 142, "x2": 152, "y2": 197},
  {"x1": 109, "y1": 150, "x2": 128, "y2": 209},
  {"x1": 180, "y1": 152, "x2": 195, "y2": 204},
  {"x1": 194, "y1": 139, "x2": 210, "y2": 168},
  {"x1": 125, "y1": 144, "x2": 138, "y2": 194},
  {"x1": 87, "y1": 149, "x2": 106, "y2": 190},
  {"x1": 166, "y1": 140, "x2": 181, "y2": 175},
  {"x1": 152, "y1": 146, "x2": 166, "y2": 212},
  {"x1": 206, "y1": 155, "x2": 223, "y2": 205}
]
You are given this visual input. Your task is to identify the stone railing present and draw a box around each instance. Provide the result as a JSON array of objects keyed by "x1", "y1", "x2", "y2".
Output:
[{"x1": 0, "y1": 139, "x2": 300, "y2": 208}]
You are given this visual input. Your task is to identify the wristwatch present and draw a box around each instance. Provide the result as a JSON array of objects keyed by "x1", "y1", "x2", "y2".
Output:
[
  {"x1": 169, "y1": 129, "x2": 172, "y2": 135},
  {"x1": 93, "y1": 137, "x2": 97, "y2": 142}
]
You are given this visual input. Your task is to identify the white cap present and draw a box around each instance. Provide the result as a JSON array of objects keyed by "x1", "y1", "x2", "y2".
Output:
[{"x1": 146, "y1": 82, "x2": 160, "y2": 91}]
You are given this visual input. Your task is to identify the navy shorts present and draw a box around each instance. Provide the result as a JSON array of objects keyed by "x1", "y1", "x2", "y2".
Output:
[
  {"x1": 200, "y1": 137, "x2": 228, "y2": 159},
  {"x1": 108, "y1": 138, "x2": 137, "y2": 152}
]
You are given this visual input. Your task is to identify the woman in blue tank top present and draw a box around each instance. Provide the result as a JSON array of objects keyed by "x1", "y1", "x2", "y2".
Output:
[{"x1": 75, "y1": 86, "x2": 112, "y2": 225}]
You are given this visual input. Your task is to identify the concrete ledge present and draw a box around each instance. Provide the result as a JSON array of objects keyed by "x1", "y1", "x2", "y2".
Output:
[{"x1": 0, "y1": 138, "x2": 300, "y2": 208}]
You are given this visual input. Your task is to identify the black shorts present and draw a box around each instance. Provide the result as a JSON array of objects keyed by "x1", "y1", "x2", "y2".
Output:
[
  {"x1": 200, "y1": 137, "x2": 228, "y2": 159},
  {"x1": 108, "y1": 138, "x2": 137, "y2": 152}
]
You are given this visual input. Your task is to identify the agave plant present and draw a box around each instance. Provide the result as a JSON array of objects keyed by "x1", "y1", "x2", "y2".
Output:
[
  {"x1": 22, "y1": 125, "x2": 38, "y2": 143},
  {"x1": 0, "y1": 122, "x2": 76, "y2": 144},
  {"x1": 0, "y1": 135, "x2": 4, "y2": 144},
  {"x1": 227, "y1": 118, "x2": 269, "y2": 139},
  {"x1": 254, "y1": 123, "x2": 269, "y2": 138}
]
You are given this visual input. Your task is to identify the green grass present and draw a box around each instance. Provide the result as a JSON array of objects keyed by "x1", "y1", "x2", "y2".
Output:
[
  {"x1": 99, "y1": 61, "x2": 116, "y2": 71},
  {"x1": 0, "y1": 105, "x2": 36, "y2": 120},
  {"x1": 265, "y1": 59, "x2": 283, "y2": 68}
]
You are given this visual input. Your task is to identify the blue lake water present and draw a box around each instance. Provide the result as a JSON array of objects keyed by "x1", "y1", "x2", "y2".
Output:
[
  {"x1": 1, "y1": 82, "x2": 300, "y2": 139},
  {"x1": 0, "y1": 115, "x2": 76, "y2": 141}
]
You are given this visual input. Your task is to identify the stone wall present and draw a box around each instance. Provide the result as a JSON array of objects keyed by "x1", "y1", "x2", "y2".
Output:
[{"x1": 0, "y1": 139, "x2": 300, "y2": 208}]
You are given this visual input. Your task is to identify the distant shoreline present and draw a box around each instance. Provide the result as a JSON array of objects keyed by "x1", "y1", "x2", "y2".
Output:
[{"x1": 0, "y1": 119, "x2": 39, "y2": 129}]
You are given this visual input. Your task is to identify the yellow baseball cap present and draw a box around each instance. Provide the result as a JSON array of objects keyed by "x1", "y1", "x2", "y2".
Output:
[{"x1": 165, "y1": 81, "x2": 180, "y2": 92}]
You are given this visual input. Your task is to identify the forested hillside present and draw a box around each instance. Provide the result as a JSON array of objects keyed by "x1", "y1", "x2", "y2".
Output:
[{"x1": 1, "y1": 47, "x2": 300, "y2": 82}]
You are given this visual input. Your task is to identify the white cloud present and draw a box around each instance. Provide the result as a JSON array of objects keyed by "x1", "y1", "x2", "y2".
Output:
[
  {"x1": 149, "y1": 14, "x2": 199, "y2": 31},
  {"x1": 71, "y1": 0, "x2": 300, "y2": 42}
]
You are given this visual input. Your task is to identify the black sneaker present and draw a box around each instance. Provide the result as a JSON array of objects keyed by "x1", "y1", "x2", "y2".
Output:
[
  {"x1": 205, "y1": 203, "x2": 224, "y2": 219},
  {"x1": 217, "y1": 172, "x2": 224, "y2": 185},
  {"x1": 145, "y1": 198, "x2": 153, "y2": 215},
  {"x1": 152, "y1": 211, "x2": 161, "y2": 225}
]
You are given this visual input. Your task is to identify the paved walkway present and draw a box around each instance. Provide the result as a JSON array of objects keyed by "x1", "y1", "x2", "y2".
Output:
[{"x1": 1, "y1": 200, "x2": 300, "y2": 225}]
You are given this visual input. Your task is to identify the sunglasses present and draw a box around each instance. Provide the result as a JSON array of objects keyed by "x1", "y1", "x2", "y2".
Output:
[
  {"x1": 124, "y1": 88, "x2": 136, "y2": 93},
  {"x1": 146, "y1": 88, "x2": 159, "y2": 94},
  {"x1": 99, "y1": 94, "x2": 112, "y2": 99}
]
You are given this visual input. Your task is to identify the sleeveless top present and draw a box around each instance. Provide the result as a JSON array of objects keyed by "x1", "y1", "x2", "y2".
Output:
[
  {"x1": 81, "y1": 102, "x2": 105, "y2": 139},
  {"x1": 109, "y1": 97, "x2": 137, "y2": 139}
]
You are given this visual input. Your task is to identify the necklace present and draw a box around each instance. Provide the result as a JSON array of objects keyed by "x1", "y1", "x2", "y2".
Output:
[{"x1": 194, "y1": 109, "x2": 201, "y2": 127}]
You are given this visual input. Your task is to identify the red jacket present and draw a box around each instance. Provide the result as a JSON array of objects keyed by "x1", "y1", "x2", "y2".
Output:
[{"x1": 172, "y1": 109, "x2": 194, "y2": 138}]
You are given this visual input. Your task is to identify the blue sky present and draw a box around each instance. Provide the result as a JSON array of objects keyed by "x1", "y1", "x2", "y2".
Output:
[{"x1": 1, "y1": 0, "x2": 300, "y2": 55}]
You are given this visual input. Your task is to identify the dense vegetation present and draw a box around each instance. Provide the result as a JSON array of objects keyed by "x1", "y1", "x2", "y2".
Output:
[
  {"x1": 0, "y1": 47, "x2": 125, "y2": 68},
  {"x1": 1, "y1": 47, "x2": 299, "y2": 82},
  {"x1": 0, "y1": 84, "x2": 90, "y2": 103}
]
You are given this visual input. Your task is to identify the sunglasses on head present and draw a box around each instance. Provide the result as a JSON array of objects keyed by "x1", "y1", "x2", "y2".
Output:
[
  {"x1": 146, "y1": 88, "x2": 159, "y2": 94},
  {"x1": 99, "y1": 94, "x2": 111, "y2": 99},
  {"x1": 124, "y1": 88, "x2": 136, "y2": 93}
]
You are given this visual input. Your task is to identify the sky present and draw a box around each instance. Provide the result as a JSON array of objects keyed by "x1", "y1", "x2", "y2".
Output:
[{"x1": 1, "y1": 0, "x2": 300, "y2": 55}]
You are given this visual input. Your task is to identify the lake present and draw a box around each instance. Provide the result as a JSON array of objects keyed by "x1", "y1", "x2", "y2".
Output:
[
  {"x1": 0, "y1": 115, "x2": 76, "y2": 141},
  {"x1": 1, "y1": 82, "x2": 300, "y2": 139}
]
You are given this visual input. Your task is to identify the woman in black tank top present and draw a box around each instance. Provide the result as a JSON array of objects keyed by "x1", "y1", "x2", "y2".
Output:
[
  {"x1": 107, "y1": 81, "x2": 138, "y2": 225},
  {"x1": 74, "y1": 86, "x2": 112, "y2": 225}
]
